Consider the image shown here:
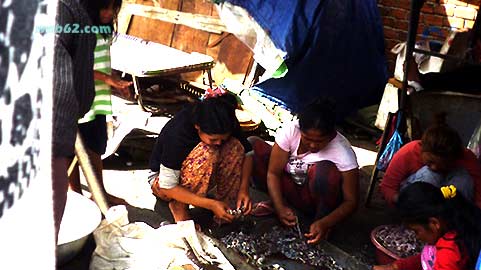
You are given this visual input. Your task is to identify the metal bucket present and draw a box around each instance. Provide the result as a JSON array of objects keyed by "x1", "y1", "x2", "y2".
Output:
[{"x1": 56, "y1": 191, "x2": 102, "y2": 265}]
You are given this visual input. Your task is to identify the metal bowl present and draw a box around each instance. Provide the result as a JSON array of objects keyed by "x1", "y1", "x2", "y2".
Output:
[{"x1": 56, "y1": 191, "x2": 102, "y2": 265}]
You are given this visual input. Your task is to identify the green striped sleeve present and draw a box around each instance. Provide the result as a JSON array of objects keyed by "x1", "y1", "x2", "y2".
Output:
[
  {"x1": 94, "y1": 89, "x2": 111, "y2": 96},
  {"x1": 94, "y1": 46, "x2": 109, "y2": 53},
  {"x1": 93, "y1": 100, "x2": 112, "y2": 106},
  {"x1": 95, "y1": 55, "x2": 110, "y2": 64}
]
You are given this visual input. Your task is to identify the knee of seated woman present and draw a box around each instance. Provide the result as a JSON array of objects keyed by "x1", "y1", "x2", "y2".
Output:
[
  {"x1": 309, "y1": 160, "x2": 338, "y2": 172},
  {"x1": 222, "y1": 137, "x2": 244, "y2": 153},
  {"x1": 196, "y1": 141, "x2": 221, "y2": 158},
  {"x1": 307, "y1": 160, "x2": 342, "y2": 185},
  {"x1": 247, "y1": 136, "x2": 263, "y2": 146}
]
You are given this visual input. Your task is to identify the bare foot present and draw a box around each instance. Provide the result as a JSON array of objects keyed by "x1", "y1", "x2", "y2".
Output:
[{"x1": 169, "y1": 200, "x2": 191, "y2": 222}]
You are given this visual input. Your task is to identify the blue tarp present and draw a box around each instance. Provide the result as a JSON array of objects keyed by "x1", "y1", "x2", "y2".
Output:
[{"x1": 227, "y1": 0, "x2": 388, "y2": 120}]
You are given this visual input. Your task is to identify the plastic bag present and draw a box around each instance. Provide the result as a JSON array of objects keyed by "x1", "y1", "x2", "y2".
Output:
[
  {"x1": 375, "y1": 83, "x2": 399, "y2": 131},
  {"x1": 391, "y1": 41, "x2": 431, "y2": 81},
  {"x1": 467, "y1": 119, "x2": 481, "y2": 159},
  {"x1": 377, "y1": 112, "x2": 404, "y2": 171},
  {"x1": 392, "y1": 26, "x2": 447, "y2": 82}
]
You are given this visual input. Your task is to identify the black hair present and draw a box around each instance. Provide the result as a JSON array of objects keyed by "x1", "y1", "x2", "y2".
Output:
[
  {"x1": 421, "y1": 113, "x2": 463, "y2": 160},
  {"x1": 397, "y1": 182, "x2": 481, "y2": 269},
  {"x1": 298, "y1": 97, "x2": 336, "y2": 135},
  {"x1": 214, "y1": 92, "x2": 239, "y2": 111},
  {"x1": 191, "y1": 95, "x2": 238, "y2": 135},
  {"x1": 80, "y1": 0, "x2": 122, "y2": 38}
]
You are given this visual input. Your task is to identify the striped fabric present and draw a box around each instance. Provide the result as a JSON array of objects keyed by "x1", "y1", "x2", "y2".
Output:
[
  {"x1": 53, "y1": 0, "x2": 96, "y2": 157},
  {"x1": 79, "y1": 34, "x2": 112, "y2": 123}
]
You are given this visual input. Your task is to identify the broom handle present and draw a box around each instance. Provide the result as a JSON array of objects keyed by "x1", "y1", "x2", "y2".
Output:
[{"x1": 67, "y1": 156, "x2": 78, "y2": 177}]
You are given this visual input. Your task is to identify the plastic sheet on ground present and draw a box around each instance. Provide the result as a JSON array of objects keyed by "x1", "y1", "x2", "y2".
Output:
[{"x1": 90, "y1": 206, "x2": 234, "y2": 270}]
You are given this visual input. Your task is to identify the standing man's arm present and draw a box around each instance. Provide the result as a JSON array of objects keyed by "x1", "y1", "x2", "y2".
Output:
[{"x1": 52, "y1": 2, "x2": 78, "y2": 240}]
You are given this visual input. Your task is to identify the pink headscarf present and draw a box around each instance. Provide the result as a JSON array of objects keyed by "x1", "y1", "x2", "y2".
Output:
[{"x1": 201, "y1": 86, "x2": 227, "y2": 100}]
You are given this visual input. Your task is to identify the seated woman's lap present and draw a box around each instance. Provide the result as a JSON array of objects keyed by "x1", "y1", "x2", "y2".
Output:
[
  {"x1": 250, "y1": 137, "x2": 343, "y2": 217},
  {"x1": 250, "y1": 137, "x2": 272, "y2": 191},
  {"x1": 179, "y1": 138, "x2": 244, "y2": 205},
  {"x1": 308, "y1": 161, "x2": 343, "y2": 218},
  {"x1": 401, "y1": 165, "x2": 474, "y2": 201},
  {"x1": 214, "y1": 138, "x2": 244, "y2": 205}
]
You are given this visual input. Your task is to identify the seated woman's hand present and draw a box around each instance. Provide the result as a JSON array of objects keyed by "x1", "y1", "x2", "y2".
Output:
[
  {"x1": 276, "y1": 206, "x2": 297, "y2": 227},
  {"x1": 236, "y1": 191, "x2": 252, "y2": 215},
  {"x1": 305, "y1": 219, "x2": 331, "y2": 244},
  {"x1": 209, "y1": 200, "x2": 235, "y2": 223}
]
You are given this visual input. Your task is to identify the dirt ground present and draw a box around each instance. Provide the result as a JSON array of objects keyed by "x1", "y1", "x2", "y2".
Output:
[{"x1": 58, "y1": 98, "x2": 399, "y2": 270}]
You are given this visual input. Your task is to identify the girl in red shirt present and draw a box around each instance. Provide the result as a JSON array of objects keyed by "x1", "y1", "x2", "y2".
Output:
[
  {"x1": 374, "y1": 182, "x2": 481, "y2": 270},
  {"x1": 380, "y1": 117, "x2": 481, "y2": 209}
]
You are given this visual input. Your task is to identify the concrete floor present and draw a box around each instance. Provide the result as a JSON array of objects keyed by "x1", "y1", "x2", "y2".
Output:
[{"x1": 58, "y1": 97, "x2": 398, "y2": 270}]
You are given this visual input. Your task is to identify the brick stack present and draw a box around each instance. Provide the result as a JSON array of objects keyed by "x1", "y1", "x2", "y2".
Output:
[{"x1": 377, "y1": 0, "x2": 480, "y2": 75}]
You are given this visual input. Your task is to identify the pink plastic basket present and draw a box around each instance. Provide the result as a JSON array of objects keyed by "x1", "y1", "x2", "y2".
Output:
[{"x1": 370, "y1": 225, "x2": 402, "y2": 265}]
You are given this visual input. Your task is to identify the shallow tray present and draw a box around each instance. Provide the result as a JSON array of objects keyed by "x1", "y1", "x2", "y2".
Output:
[{"x1": 206, "y1": 218, "x2": 371, "y2": 270}]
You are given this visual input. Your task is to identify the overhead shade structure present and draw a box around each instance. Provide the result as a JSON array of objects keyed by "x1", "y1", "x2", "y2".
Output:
[{"x1": 218, "y1": 0, "x2": 388, "y2": 119}]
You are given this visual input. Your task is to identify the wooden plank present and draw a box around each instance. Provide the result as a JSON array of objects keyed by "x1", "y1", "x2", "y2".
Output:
[
  {"x1": 121, "y1": 3, "x2": 227, "y2": 34},
  {"x1": 171, "y1": 0, "x2": 212, "y2": 53},
  {"x1": 208, "y1": 2, "x2": 253, "y2": 84},
  {"x1": 211, "y1": 2, "x2": 219, "y2": 18},
  {"x1": 126, "y1": 0, "x2": 180, "y2": 46},
  {"x1": 172, "y1": 0, "x2": 213, "y2": 84},
  {"x1": 388, "y1": 77, "x2": 402, "y2": 89},
  {"x1": 211, "y1": 33, "x2": 253, "y2": 83},
  {"x1": 120, "y1": 0, "x2": 253, "y2": 87},
  {"x1": 117, "y1": 6, "x2": 133, "y2": 34},
  {"x1": 129, "y1": 16, "x2": 176, "y2": 45}
]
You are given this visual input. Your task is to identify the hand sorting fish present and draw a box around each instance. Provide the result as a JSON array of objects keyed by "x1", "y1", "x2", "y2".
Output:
[
  {"x1": 227, "y1": 205, "x2": 245, "y2": 219},
  {"x1": 227, "y1": 208, "x2": 243, "y2": 217},
  {"x1": 221, "y1": 225, "x2": 343, "y2": 270},
  {"x1": 294, "y1": 216, "x2": 303, "y2": 240}
]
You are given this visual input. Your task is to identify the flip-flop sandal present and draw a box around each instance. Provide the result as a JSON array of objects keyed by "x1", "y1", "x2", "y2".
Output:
[{"x1": 250, "y1": 200, "x2": 274, "y2": 217}]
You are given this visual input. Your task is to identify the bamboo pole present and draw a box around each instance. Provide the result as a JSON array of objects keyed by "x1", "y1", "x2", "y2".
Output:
[{"x1": 74, "y1": 132, "x2": 109, "y2": 215}]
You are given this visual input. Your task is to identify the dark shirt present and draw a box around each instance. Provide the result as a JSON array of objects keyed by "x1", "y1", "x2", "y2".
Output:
[
  {"x1": 53, "y1": 0, "x2": 96, "y2": 157},
  {"x1": 149, "y1": 104, "x2": 252, "y2": 171}
]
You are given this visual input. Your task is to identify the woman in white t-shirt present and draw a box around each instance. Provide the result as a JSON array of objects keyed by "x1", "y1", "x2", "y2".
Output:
[{"x1": 249, "y1": 100, "x2": 359, "y2": 244}]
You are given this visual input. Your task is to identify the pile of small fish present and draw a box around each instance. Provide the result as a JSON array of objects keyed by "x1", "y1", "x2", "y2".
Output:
[
  {"x1": 375, "y1": 225, "x2": 423, "y2": 258},
  {"x1": 221, "y1": 226, "x2": 343, "y2": 270},
  {"x1": 227, "y1": 208, "x2": 244, "y2": 217}
]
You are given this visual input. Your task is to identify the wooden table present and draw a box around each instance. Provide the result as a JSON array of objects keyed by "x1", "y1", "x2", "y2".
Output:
[{"x1": 110, "y1": 33, "x2": 215, "y2": 111}]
